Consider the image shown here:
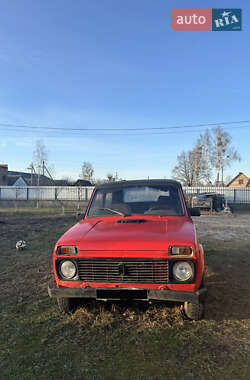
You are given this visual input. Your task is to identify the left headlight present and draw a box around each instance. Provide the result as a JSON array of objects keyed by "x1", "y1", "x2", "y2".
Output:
[
  {"x1": 59, "y1": 260, "x2": 77, "y2": 279},
  {"x1": 172, "y1": 261, "x2": 193, "y2": 281}
]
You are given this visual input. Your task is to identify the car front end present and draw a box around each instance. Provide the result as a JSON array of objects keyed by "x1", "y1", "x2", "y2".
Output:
[{"x1": 48, "y1": 180, "x2": 206, "y2": 320}]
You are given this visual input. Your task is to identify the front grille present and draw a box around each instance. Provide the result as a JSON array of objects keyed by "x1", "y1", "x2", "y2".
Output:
[{"x1": 77, "y1": 258, "x2": 168, "y2": 284}]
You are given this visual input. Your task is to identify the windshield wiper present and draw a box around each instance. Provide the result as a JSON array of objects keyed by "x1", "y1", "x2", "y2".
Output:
[{"x1": 95, "y1": 208, "x2": 127, "y2": 216}]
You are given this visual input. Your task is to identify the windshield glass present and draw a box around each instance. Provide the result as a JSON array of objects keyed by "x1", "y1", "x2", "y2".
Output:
[{"x1": 87, "y1": 184, "x2": 185, "y2": 217}]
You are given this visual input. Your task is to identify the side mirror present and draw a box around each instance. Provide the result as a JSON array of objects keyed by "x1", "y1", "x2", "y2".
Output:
[
  {"x1": 190, "y1": 207, "x2": 200, "y2": 217},
  {"x1": 76, "y1": 211, "x2": 85, "y2": 219}
]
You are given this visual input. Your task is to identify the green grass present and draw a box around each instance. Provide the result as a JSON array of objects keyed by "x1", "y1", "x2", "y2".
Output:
[{"x1": 1, "y1": 212, "x2": 250, "y2": 379}]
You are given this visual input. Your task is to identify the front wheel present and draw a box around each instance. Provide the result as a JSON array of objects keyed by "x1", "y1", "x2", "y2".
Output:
[
  {"x1": 183, "y1": 301, "x2": 204, "y2": 320},
  {"x1": 57, "y1": 297, "x2": 77, "y2": 314}
]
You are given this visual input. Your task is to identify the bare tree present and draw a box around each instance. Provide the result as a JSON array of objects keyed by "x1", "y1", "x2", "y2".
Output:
[
  {"x1": 106, "y1": 172, "x2": 119, "y2": 182},
  {"x1": 172, "y1": 151, "x2": 195, "y2": 186},
  {"x1": 33, "y1": 140, "x2": 48, "y2": 175},
  {"x1": 210, "y1": 127, "x2": 240, "y2": 185},
  {"x1": 172, "y1": 127, "x2": 240, "y2": 186},
  {"x1": 93, "y1": 172, "x2": 122, "y2": 185},
  {"x1": 81, "y1": 161, "x2": 94, "y2": 182},
  {"x1": 173, "y1": 146, "x2": 213, "y2": 186},
  {"x1": 172, "y1": 132, "x2": 213, "y2": 186},
  {"x1": 106, "y1": 173, "x2": 114, "y2": 182},
  {"x1": 32, "y1": 139, "x2": 55, "y2": 184},
  {"x1": 195, "y1": 130, "x2": 213, "y2": 184},
  {"x1": 191, "y1": 146, "x2": 202, "y2": 186}
]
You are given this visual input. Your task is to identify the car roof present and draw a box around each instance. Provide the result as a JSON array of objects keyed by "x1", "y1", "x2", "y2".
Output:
[{"x1": 95, "y1": 179, "x2": 182, "y2": 190}]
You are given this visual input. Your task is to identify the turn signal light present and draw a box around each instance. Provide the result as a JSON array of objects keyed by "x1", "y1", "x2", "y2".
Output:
[
  {"x1": 57, "y1": 246, "x2": 78, "y2": 255},
  {"x1": 170, "y1": 246, "x2": 193, "y2": 256}
]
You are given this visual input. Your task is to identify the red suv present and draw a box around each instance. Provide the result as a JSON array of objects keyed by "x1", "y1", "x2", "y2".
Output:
[{"x1": 48, "y1": 180, "x2": 206, "y2": 320}]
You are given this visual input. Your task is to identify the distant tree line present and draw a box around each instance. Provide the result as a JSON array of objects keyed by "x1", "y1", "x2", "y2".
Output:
[
  {"x1": 172, "y1": 127, "x2": 240, "y2": 186},
  {"x1": 80, "y1": 161, "x2": 122, "y2": 184},
  {"x1": 30, "y1": 132, "x2": 240, "y2": 188},
  {"x1": 28, "y1": 141, "x2": 123, "y2": 186}
]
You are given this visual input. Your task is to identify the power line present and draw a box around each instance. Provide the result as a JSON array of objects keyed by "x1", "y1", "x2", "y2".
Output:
[
  {"x1": 0, "y1": 119, "x2": 250, "y2": 133},
  {"x1": 1, "y1": 125, "x2": 250, "y2": 137}
]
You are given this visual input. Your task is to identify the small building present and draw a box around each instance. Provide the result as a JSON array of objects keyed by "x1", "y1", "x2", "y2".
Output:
[
  {"x1": 227, "y1": 172, "x2": 249, "y2": 188},
  {"x1": 8, "y1": 171, "x2": 54, "y2": 186},
  {"x1": 7, "y1": 176, "x2": 28, "y2": 186}
]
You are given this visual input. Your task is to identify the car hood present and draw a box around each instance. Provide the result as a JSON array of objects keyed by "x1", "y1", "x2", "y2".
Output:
[{"x1": 57, "y1": 217, "x2": 196, "y2": 251}]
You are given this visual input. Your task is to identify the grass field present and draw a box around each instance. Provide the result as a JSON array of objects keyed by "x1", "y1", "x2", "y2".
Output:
[{"x1": 1, "y1": 211, "x2": 250, "y2": 379}]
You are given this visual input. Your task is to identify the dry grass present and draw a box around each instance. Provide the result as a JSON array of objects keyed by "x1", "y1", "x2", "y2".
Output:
[{"x1": 1, "y1": 211, "x2": 250, "y2": 379}]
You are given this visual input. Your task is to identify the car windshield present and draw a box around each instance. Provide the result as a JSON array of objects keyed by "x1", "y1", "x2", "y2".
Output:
[{"x1": 87, "y1": 184, "x2": 185, "y2": 217}]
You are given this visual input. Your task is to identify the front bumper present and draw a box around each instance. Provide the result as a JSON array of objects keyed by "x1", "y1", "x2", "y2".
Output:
[{"x1": 48, "y1": 284, "x2": 207, "y2": 304}]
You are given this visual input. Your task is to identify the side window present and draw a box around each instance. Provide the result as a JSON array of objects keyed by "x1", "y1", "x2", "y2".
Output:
[
  {"x1": 93, "y1": 192, "x2": 104, "y2": 208},
  {"x1": 92, "y1": 191, "x2": 113, "y2": 209},
  {"x1": 105, "y1": 192, "x2": 112, "y2": 208}
]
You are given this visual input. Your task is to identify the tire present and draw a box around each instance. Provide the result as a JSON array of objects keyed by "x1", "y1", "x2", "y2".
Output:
[
  {"x1": 183, "y1": 301, "x2": 205, "y2": 321},
  {"x1": 57, "y1": 297, "x2": 77, "y2": 314},
  {"x1": 200, "y1": 275, "x2": 206, "y2": 288}
]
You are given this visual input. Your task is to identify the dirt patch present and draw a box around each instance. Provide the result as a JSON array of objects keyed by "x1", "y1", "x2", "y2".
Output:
[{"x1": 194, "y1": 214, "x2": 250, "y2": 241}]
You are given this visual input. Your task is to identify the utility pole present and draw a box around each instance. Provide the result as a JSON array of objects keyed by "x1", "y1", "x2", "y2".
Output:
[
  {"x1": 37, "y1": 165, "x2": 40, "y2": 186},
  {"x1": 44, "y1": 163, "x2": 55, "y2": 183},
  {"x1": 221, "y1": 155, "x2": 229, "y2": 187},
  {"x1": 27, "y1": 163, "x2": 37, "y2": 186}
]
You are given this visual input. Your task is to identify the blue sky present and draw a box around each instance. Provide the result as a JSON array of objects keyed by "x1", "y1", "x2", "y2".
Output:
[{"x1": 0, "y1": 0, "x2": 249, "y2": 181}]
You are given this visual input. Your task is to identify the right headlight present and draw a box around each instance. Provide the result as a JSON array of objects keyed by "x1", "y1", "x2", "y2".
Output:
[
  {"x1": 59, "y1": 260, "x2": 77, "y2": 279},
  {"x1": 172, "y1": 261, "x2": 193, "y2": 281}
]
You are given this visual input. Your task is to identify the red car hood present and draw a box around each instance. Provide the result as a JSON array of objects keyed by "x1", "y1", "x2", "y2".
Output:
[{"x1": 57, "y1": 217, "x2": 196, "y2": 251}]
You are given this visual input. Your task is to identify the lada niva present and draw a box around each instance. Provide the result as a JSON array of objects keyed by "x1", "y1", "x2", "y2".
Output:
[{"x1": 48, "y1": 179, "x2": 206, "y2": 320}]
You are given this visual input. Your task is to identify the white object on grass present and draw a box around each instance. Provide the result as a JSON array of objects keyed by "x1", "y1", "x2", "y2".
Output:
[{"x1": 16, "y1": 240, "x2": 26, "y2": 250}]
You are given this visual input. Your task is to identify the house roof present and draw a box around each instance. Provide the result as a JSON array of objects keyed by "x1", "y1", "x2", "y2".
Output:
[
  {"x1": 8, "y1": 171, "x2": 54, "y2": 186},
  {"x1": 7, "y1": 175, "x2": 28, "y2": 186},
  {"x1": 227, "y1": 172, "x2": 249, "y2": 187},
  {"x1": 53, "y1": 180, "x2": 72, "y2": 186},
  {"x1": 74, "y1": 179, "x2": 93, "y2": 186},
  {"x1": 8, "y1": 170, "x2": 32, "y2": 179},
  {"x1": 8, "y1": 176, "x2": 23, "y2": 186}
]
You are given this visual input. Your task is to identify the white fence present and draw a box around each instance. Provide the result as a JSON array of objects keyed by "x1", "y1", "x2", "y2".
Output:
[
  {"x1": 1, "y1": 185, "x2": 250, "y2": 203},
  {"x1": 182, "y1": 186, "x2": 250, "y2": 203},
  {"x1": 0, "y1": 186, "x2": 94, "y2": 201}
]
